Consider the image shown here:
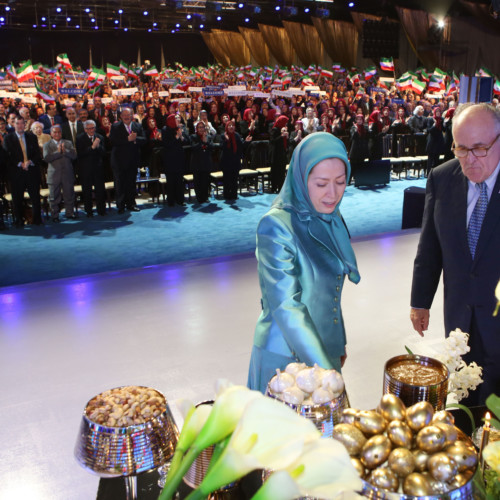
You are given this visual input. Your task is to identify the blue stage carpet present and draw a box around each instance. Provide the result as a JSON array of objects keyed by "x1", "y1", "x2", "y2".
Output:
[{"x1": 0, "y1": 177, "x2": 427, "y2": 287}]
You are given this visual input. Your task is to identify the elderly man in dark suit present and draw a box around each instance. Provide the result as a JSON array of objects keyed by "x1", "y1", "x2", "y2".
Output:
[
  {"x1": 110, "y1": 107, "x2": 146, "y2": 213},
  {"x1": 61, "y1": 107, "x2": 84, "y2": 147},
  {"x1": 76, "y1": 120, "x2": 106, "y2": 217},
  {"x1": 43, "y1": 125, "x2": 77, "y2": 222},
  {"x1": 410, "y1": 103, "x2": 500, "y2": 405},
  {"x1": 3, "y1": 116, "x2": 43, "y2": 227},
  {"x1": 39, "y1": 103, "x2": 63, "y2": 134}
]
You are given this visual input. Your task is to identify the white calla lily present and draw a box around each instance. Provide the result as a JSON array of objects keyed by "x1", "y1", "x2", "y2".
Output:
[{"x1": 190, "y1": 395, "x2": 321, "y2": 498}]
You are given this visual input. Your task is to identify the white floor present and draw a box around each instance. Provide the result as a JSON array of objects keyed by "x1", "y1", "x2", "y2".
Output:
[{"x1": 0, "y1": 228, "x2": 445, "y2": 500}]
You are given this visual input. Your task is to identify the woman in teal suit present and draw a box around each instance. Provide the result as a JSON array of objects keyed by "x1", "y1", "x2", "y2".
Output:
[{"x1": 248, "y1": 132, "x2": 360, "y2": 393}]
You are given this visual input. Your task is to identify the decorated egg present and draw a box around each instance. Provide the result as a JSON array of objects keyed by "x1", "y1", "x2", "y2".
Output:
[
  {"x1": 361, "y1": 435, "x2": 392, "y2": 469},
  {"x1": 350, "y1": 457, "x2": 366, "y2": 478},
  {"x1": 406, "y1": 401, "x2": 434, "y2": 431},
  {"x1": 444, "y1": 441, "x2": 478, "y2": 472},
  {"x1": 332, "y1": 423, "x2": 367, "y2": 456},
  {"x1": 388, "y1": 447, "x2": 416, "y2": 477},
  {"x1": 387, "y1": 420, "x2": 413, "y2": 448},
  {"x1": 432, "y1": 410, "x2": 455, "y2": 426},
  {"x1": 311, "y1": 383, "x2": 334, "y2": 405},
  {"x1": 427, "y1": 452, "x2": 458, "y2": 482},
  {"x1": 295, "y1": 367, "x2": 322, "y2": 393},
  {"x1": 284, "y1": 362, "x2": 307, "y2": 376},
  {"x1": 448, "y1": 469, "x2": 474, "y2": 489},
  {"x1": 377, "y1": 394, "x2": 406, "y2": 421},
  {"x1": 369, "y1": 467, "x2": 399, "y2": 492},
  {"x1": 416, "y1": 425, "x2": 446, "y2": 453},
  {"x1": 433, "y1": 422, "x2": 458, "y2": 447},
  {"x1": 403, "y1": 472, "x2": 433, "y2": 496},
  {"x1": 340, "y1": 408, "x2": 358, "y2": 425},
  {"x1": 412, "y1": 449, "x2": 430, "y2": 472},
  {"x1": 355, "y1": 410, "x2": 387, "y2": 436}
]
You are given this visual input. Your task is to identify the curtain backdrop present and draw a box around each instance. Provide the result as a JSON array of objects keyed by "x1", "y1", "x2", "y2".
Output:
[
  {"x1": 350, "y1": 12, "x2": 382, "y2": 34},
  {"x1": 311, "y1": 17, "x2": 358, "y2": 69},
  {"x1": 282, "y1": 21, "x2": 324, "y2": 66},
  {"x1": 238, "y1": 27, "x2": 270, "y2": 67},
  {"x1": 258, "y1": 24, "x2": 296, "y2": 67},
  {"x1": 208, "y1": 30, "x2": 251, "y2": 67},
  {"x1": 201, "y1": 32, "x2": 231, "y2": 66}
]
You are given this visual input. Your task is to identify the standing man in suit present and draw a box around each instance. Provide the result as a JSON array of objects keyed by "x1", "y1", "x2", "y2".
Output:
[
  {"x1": 62, "y1": 107, "x2": 84, "y2": 147},
  {"x1": 43, "y1": 125, "x2": 76, "y2": 222},
  {"x1": 76, "y1": 120, "x2": 106, "y2": 217},
  {"x1": 410, "y1": 103, "x2": 500, "y2": 405},
  {"x1": 39, "y1": 104, "x2": 63, "y2": 134},
  {"x1": 110, "y1": 107, "x2": 146, "y2": 213},
  {"x1": 3, "y1": 116, "x2": 43, "y2": 227}
]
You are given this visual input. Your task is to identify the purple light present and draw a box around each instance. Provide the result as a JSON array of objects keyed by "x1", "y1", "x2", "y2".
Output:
[
  {"x1": 238, "y1": 3, "x2": 244, "y2": 8},
  {"x1": 118, "y1": 9, "x2": 123, "y2": 14},
  {"x1": 216, "y1": 16, "x2": 221, "y2": 21},
  {"x1": 66, "y1": 16, "x2": 71, "y2": 22},
  {"x1": 5, "y1": 6, "x2": 10, "y2": 11},
  {"x1": 76, "y1": 25, "x2": 80, "y2": 28},
  {"x1": 91, "y1": 17, "x2": 95, "y2": 22},
  {"x1": 114, "y1": 19, "x2": 119, "y2": 24},
  {"x1": 244, "y1": 17, "x2": 249, "y2": 22},
  {"x1": 33, "y1": 24, "x2": 37, "y2": 28},
  {"x1": 52, "y1": 24, "x2": 56, "y2": 27},
  {"x1": 0, "y1": 16, "x2": 5, "y2": 22},
  {"x1": 41, "y1": 16, "x2": 46, "y2": 21},
  {"x1": 171, "y1": 29, "x2": 175, "y2": 33},
  {"x1": 348, "y1": 2, "x2": 354, "y2": 6},
  {"x1": 85, "y1": 8, "x2": 90, "y2": 13},
  {"x1": 275, "y1": 5, "x2": 280, "y2": 11},
  {"x1": 186, "y1": 14, "x2": 191, "y2": 19},
  {"x1": 148, "y1": 28, "x2": 152, "y2": 32},
  {"x1": 94, "y1": 25, "x2": 98, "y2": 29},
  {"x1": 56, "y1": 7, "x2": 61, "y2": 13},
  {"x1": 153, "y1": 22, "x2": 157, "y2": 26},
  {"x1": 304, "y1": 7, "x2": 310, "y2": 13},
  {"x1": 143, "y1": 10, "x2": 148, "y2": 16},
  {"x1": 124, "y1": 27, "x2": 128, "y2": 31},
  {"x1": 176, "y1": 23, "x2": 180, "y2": 27},
  {"x1": 200, "y1": 24, "x2": 204, "y2": 28}
]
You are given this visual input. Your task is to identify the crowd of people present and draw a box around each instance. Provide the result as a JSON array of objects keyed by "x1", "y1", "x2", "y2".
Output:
[{"x1": 1, "y1": 66, "x2": 499, "y2": 229}]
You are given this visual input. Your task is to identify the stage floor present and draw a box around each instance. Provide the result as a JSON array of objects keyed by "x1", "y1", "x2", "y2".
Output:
[{"x1": 0, "y1": 228, "x2": 445, "y2": 500}]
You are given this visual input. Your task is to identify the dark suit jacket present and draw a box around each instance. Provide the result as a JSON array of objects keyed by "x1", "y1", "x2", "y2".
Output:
[
  {"x1": 411, "y1": 159, "x2": 500, "y2": 339},
  {"x1": 76, "y1": 132, "x2": 106, "y2": 169},
  {"x1": 2, "y1": 131, "x2": 42, "y2": 170},
  {"x1": 110, "y1": 120, "x2": 146, "y2": 169},
  {"x1": 61, "y1": 120, "x2": 84, "y2": 145},
  {"x1": 39, "y1": 114, "x2": 63, "y2": 134}
]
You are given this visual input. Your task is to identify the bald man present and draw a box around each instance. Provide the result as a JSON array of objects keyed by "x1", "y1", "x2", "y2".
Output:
[{"x1": 410, "y1": 103, "x2": 500, "y2": 405}]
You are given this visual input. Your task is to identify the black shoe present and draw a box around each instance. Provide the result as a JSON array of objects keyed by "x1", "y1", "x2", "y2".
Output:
[
  {"x1": 117, "y1": 208, "x2": 125, "y2": 214},
  {"x1": 66, "y1": 214, "x2": 76, "y2": 219},
  {"x1": 129, "y1": 206, "x2": 140, "y2": 212},
  {"x1": 86, "y1": 212, "x2": 94, "y2": 218},
  {"x1": 98, "y1": 212, "x2": 106, "y2": 216},
  {"x1": 52, "y1": 217, "x2": 60, "y2": 223}
]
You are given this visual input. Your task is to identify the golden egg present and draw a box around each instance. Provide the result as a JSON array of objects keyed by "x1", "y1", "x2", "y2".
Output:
[
  {"x1": 403, "y1": 472, "x2": 433, "y2": 496},
  {"x1": 388, "y1": 447, "x2": 416, "y2": 477},
  {"x1": 355, "y1": 410, "x2": 387, "y2": 436},
  {"x1": 387, "y1": 420, "x2": 413, "y2": 448},
  {"x1": 350, "y1": 457, "x2": 366, "y2": 478},
  {"x1": 427, "y1": 452, "x2": 458, "y2": 482},
  {"x1": 361, "y1": 434, "x2": 392, "y2": 469},
  {"x1": 448, "y1": 469, "x2": 474, "y2": 489},
  {"x1": 444, "y1": 441, "x2": 478, "y2": 472},
  {"x1": 369, "y1": 467, "x2": 399, "y2": 492},
  {"x1": 340, "y1": 408, "x2": 358, "y2": 425},
  {"x1": 412, "y1": 449, "x2": 430, "y2": 472},
  {"x1": 432, "y1": 410, "x2": 455, "y2": 426},
  {"x1": 433, "y1": 422, "x2": 459, "y2": 447},
  {"x1": 332, "y1": 423, "x2": 367, "y2": 456},
  {"x1": 377, "y1": 394, "x2": 406, "y2": 421},
  {"x1": 416, "y1": 425, "x2": 446, "y2": 453},
  {"x1": 406, "y1": 401, "x2": 434, "y2": 432}
]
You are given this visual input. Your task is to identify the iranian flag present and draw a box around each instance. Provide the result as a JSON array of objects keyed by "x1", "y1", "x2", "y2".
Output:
[
  {"x1": 420, "y1": 69, "x2": 430, "y2": 82},
  {"x1": 272, "y1": 78, "x2": 282, "y2": 86},
  {"x1": 493, "y1": 79, "x2": 500, "y2": 96},
  {"x1": 144, "y1": 65, "x2": 159, "y2": 77},
  {"x1": 35, "y1": 82, "x2": 55, "y2": 103},
  {"x1": 332, "y1": 63, "x2": 342, "y2": 71},
  {"x1": 446, "y1": 80, "x2": 457, "y2": 95},
  {"x1": 380, "y1": 57, "x2": 394, "y2": 72},
  {"x1": 411, "y1": 79, "x2": 426, "y2": 95},
  {"x1": 89, "y1": 66, "x2": 106, "y2": 83},
  {"x1": 320, "y1": 68, "x2": 333, "y2": 79},
  {"x1": 433, "y1": 67, "x2": 447, "y2": 79},
  {"x1": 17, "y1": 60, "x2": 35, "y2": 82},
  {"x1": 248, "y1": 68, "x2": 258, "y2": 78},
  {"x1": 397, "y1": 74, "x2": 412, "y2": 90},
  {"x1": 428, "y1": 75, "x2": 444, "y2": 92},
  {"x1": 282, "y1": 74, "x2": 292, "y2": 85},
  {"x1": 478, "y1": 67, "x2": 493, "y2": 77},
  {"x1": 202, "y1": 73, "x2": 212, "y2": 82},
  {"x1": 301, "y1": 77, "x2": 314, "y2": 86},
  {"x1": 128, "y1": 67, "x2": 139, "y2": 79},
  {"x1": 119, "y1": 61, "x2": 128, "y2": 74},
  {"x1": 348, "y1": 73, "x2": 360, "y2": 85},
  {"x1": 106, "y1": 63, "x2": 121, "y2": 78},
  {"x1": 364, "y1": 66, "x2": 377, "y2": 80},
  {"x1": 57, "y1": 53, "x2": 72, "y2": 70},
  {"x1": 7, "y1": 63, "x2": 17, "y2": 80}
]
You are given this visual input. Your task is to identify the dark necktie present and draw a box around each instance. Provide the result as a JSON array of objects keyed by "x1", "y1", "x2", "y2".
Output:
[{"x1": 467, "y1": 182, "x2": 488, "y2": 259}]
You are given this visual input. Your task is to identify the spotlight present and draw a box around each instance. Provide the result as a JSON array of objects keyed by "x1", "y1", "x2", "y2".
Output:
[
  {"x1": 153, "y1": 22, "x2": 157, "y2": 26},
  {"x1": 56, "y1": 7, "x2": 61, "y2": 13},
  {"x1": 254, "y1": 6, "x2": 261, "y2": 13},
  {"x1": 66, "y1": 17, "x2": 71, "y2": 21},
  {"x1": 118, "y1": 9, "x2": 123, "y2": 14},
  {"x1": 94, "y1": 25, "x2": 98, "y2": 29},
  {"x1": 0, "y1": 16, "x2": 4, "y2": 21},
  {"x1": 76, "y1": 25, "x2": 80, "y2": 28},
  {"x1": 85, "y1": 8, "x2": 90, "y2": 13},
  {"x1": 437, "y1": 19, "x2": 445, "y2": 28},
  {"x1": 304, "y1": 7, "x2": 310, "y2": 13},
  {"x1": 114, "y1": 19, "x2": 119, "y2": 24},
  {"x1": 33, "y1": 24, "x2": 37, "y2": 28},
  {"x1": 176, "y1": 23, "x2": 180, "y2": 27},
  {"x1": 171, "y1": 29, "x2": 175, "y2": 33},
  {"x1": 216, "y1": 15, "x2": 221, "y2": 20},
  {"x1": 238, "y1": 3, "x2": 244, "y2": 8},
  {"x1": 91, "y1": 17, "x2": 95, "y2": 22},
  {"x1": 143, "y1": 10, "x2": 148, "y2": 15},
  {"x1": 41, "y1": 16, "x2": 46, "y2": 21},
  {"x1": 186, "y1": 14, "x2": 192, "y2": 19},
  {"x1": 348, "y1": 2, "x2": 354, "y2": 7},
  {"x1": 200, "y1": 23, "x2": 204, "y2": 28},
  {"x1": 5, "y1": 6, "x2": 10, "y2": 11},
  {"x1": 148, "y1": 28, "x2": 152, "y2": 31},
  {"x1": 245, "y1": 17, "x2": 249, "y2": 22},
  {"x1": 124, "y1": 27, "x2": 128, "y2": 31},
  {"x1": 275, "y1": 5, "x2": 280, "y2": 11},
  {"x1": 52, "y1": 24, "x2": 56, "y2": 27}
]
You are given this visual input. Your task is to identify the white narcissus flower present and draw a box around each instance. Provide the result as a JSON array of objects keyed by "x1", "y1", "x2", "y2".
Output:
[
  {"x1": 252, "y1": 438, "x2": 362, "y2": 500},
  {"x1": 194, "y1": 395, "x2": 321, "y2": 496},
  {"x1": 483, "y1": 441, "x2": 500, "y2": 476}
]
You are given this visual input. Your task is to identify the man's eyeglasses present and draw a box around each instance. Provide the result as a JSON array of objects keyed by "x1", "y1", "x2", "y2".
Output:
[{"x1": 452, "y1": 134, "x2": 500, "y2": 158}]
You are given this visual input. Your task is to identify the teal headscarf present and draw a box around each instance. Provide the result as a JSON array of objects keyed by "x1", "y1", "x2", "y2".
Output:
[{"x1": 273, "y1": 132, "x2": 360, "y2": 283}]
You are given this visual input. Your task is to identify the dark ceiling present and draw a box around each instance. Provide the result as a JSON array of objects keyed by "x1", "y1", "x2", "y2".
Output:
[{"x1": 0, "y1": 0, "x2": 492, "y2": 33}]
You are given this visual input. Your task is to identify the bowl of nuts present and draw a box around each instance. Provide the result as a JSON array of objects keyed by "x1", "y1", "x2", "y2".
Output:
[{"x1": 74, "y1": 385, "x2": 179, "y2": 477}]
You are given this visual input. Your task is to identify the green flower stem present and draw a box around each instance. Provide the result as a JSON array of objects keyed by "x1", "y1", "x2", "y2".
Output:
[
  {"x1": 446, "y1": 403, "x2": 476, "y2": 431},
  {"x1": 158, "y1": 447, "x2": 203, "y2": 500}
]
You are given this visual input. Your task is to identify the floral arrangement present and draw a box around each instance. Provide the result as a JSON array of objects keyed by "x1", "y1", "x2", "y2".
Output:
[
  {"x1": 482, "y1": 394, "x2": 500, "y2": 499},
  {"x1": 158, "y1": 380, "x2": 362, "y2": 500}
]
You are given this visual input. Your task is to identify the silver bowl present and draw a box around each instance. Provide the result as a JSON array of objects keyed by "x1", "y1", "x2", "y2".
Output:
[
  {"x1": 265, "y1": 386, "x2": 349, "y2": 438},
  {"x1": 74, "y1": 386, "x2": 179, "y2": 478}
]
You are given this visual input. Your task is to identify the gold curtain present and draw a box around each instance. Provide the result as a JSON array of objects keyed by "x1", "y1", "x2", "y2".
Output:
[
  {"x1": 282, "y1": 21, "x2": 324, "y2": 66},
  {"x1": 395, "y1": 7, "x2": 448, "y2": 70},
  {"x1": 258, "y1": 24, "x2": 296, "y2": 67},
  {"x1": 311, "y1": 17, "x2": 358, "y2": 69},
  {"x1": 208, "y1": 30, "x2": 251, "y2": 67},
  {"x1": 350, "y1": 12, "x2": 381, "y2": 34},
  {"x1": 238, "y1": 27, "x2": 270, "y2": 67},
  {"x1": 201, "y1": 32, "x2": 231, "y2": 67}
]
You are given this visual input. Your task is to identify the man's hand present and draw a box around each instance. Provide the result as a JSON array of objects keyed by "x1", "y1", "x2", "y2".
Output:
[
  {"x1": 128, "y1": 131, "x2": 137, "y2": 142},
  {"x1": 410, "y1": 308, "x2": 430, "y2": 337}
]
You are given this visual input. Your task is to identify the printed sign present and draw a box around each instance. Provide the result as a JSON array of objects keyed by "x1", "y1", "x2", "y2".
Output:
[
  {"x1": 112, "y1": 87, "x2": 138, "y2": 96},
  {"x1": 59, "y1": 88, "x2": 87, "y2": 96}
]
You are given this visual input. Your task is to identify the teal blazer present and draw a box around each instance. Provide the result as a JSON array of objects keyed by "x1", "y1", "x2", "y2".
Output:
[{"x1": 248, "y1": 206, "x2": 347, "y2": 393}]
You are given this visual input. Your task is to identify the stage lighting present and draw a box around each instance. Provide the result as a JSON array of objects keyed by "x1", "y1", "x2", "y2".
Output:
[
  {"x1": 245, "y1": 17, "x2": 249, "y2": 22},
  {"x1": 176, "y1": 23, "x2": 180, "y2": 27},
  {"x1": 76, "y1": 25, "x2": 80, "y2": 28},
  {"x1": 118, "y1": 9, "x2": 123, "y2": 14},
  {"x1": 0, "y1": 16, "x2": 4, "y2": 21},
  {"x1": 171, "y1": 29, "x2": 175, "y2": 33},
  {"x1": 85, "y1": 8, "x2": 90, "y2": 13},
  {"x1": 304, "y1": 7, "x2": 310, "y2": 13},
  {"x1": 66, "y1": 17, "x2": 71, "y2": 21},
  {"x1": 254, "y1": 6, "x2": 261, "y2": 13},
  {"x1": 216, "y1": 15, "x2": 221, "y2": 20},
  {"x1": 91, "y1": 17, "x2": 95, "y2": 22},
  {"x1": 52, "y1": 24, "x2": 56, "y2": 27},
  {"x1": 153, "y1": 22, "x2": 157, "y2": 26},
  {"x1": 124, "y1": 27, "x2": 128, "y2": 31},
  {"x1": 348, "y1": 2, "x2": 354, "y2": 7},
  {"x1": 187, "y1": 14, "x2": 192, "y2": 19},
  {"x1": 238, "y1": 3, "x2": 244, "y2": 8},
  {"x1": 437, "y1": 19, "x2": 445, "y2": 28},
  {"x1": 114, "y1": 19, "x2": 119, "y2": 24},
  {"x1": 33, "y1": 24, "x2": 37, "y2": 28},
  {"x1": 143, "y1": 10, "x2": 148, "y2": 15},
  {"x1": 148, "y1": 28, "x2": 152, "y2": 31},
  {"x1": 285, "y1": 6, "x2": 298, "y2": 16},
  {"x1": 56, "y1": 7, "x2": 61, "y2": 13},
  {"x1": 316, "y1": 8, "x2": 330, "y2": 17},
  {"x1": 200, "y1": 23, "x2": 204, "y2": 28},
  {"x1": 5, "y1": 6, "x2": 10, "y2": 11},
  {"x1": 275, "y1": 6, "x2": 280, "y2": 11},
  {"x1": 94, "y1": 25, "x2": 98, "y2": 29},
  {"x1": 41, "y1": 16, "x2": 46, "y2": 21}
]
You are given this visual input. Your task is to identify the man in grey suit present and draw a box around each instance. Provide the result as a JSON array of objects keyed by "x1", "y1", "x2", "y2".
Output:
[
  {"x1": 410, "y1": 103, "x2": 500, "y2": 405},
  {"x1": 43, "y1": 125, "x2": 77, "y2": 222}
]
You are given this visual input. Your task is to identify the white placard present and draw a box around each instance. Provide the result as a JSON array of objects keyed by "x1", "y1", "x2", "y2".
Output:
[
  {"x1": 64, "y1": 99, "x2": 75, "y2": 106},
  {"x1": 102, "y1": 97, "x2": 113, "y2": 104},
  {"x1": 288, "y1": 87, "x2": 302, "y2": 93},
  {"x1": 225, "y1": 89, "x2": 248, "y2": 96},
  {"x1": 425, "y1": 92, "x2": 445, "y2": 98},
  {"x1": 169, "y1": 89, "x2": 185, "y2": 94},
  {"x1": 272, "y1": 90, "x2": 295, "y2": 98},
  {"x1": 304, "y1": 86, "x2": 320, "y2": 91},
  {"x1": 65, "y1": 78, "x2": 85, "y2": 85},
  {"x1": 110, "y1": 75, "x2": 125, "y2": 81},
  {"x1": 188, "y1": 86, "x2": 203, "y2": 92},
  {"x1": 0, "y1": 90, "x2": 13, "y2": 97},
  {"x1": 250, "y1": 92, "x2": 271, "y2": 98},
  {"x1": 112, "y1": 87, "x2": 138, "y2": 96},
  {"x1": 379, "y1": 77, "x2": 395, "y2": 83},
  {"x1": 228, "y1": 85, "x2": 246, "y2": 90},
  {"x1": 158, "y1": 91, "x2": 169, "y2": 97},
  {"x1": 22, "y1": 96, "x2": 38, "y2": 104},
  {"x1": 20, "y1": 87, "x2": 37, "y2": 94},
  {"x1": 170, "y1": 98, "x2": 191, "y2": 104}
]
